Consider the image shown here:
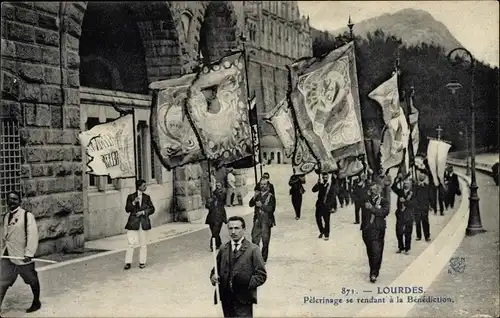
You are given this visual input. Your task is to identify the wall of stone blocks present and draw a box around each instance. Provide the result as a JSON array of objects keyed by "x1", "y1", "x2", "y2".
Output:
[{"x1": 1, "y1": 1, "x2": 85, "y2": 255}]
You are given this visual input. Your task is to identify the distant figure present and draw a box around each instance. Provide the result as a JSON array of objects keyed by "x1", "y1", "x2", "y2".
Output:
[
  {"x1": 288, "y1": 168, "x2": 306, "y2": 220},
  {"x1": 391, "y1": 176, "x2": 414, "y2": 255},
  {"x1": 124, "y1": 179, "x2": 155, "y2": 270},
  {"x1": 210, "y1": 216, "x2": 267, "y2": 317},
  {"x1": 250, "y1": 179, "x2": 276, "y2": 263},
  {"x1": 361, "y1": 182, "x2": 390, "y2": 283},
  {"x1": 312, "y1": 173, "x2": 337, "y2": 241},
  {"x1": 205, "y1": 182, "x2": 227, "y2": 251},
  {"x1": 444, "y1": 165, "x2": 460, "y2": 209},
  {"x1": 414, "y1": 170, "x2": 432, "y2": 242},
  {"x1": 0, "y1": 191, "x2": 41, "y2": 313},
  {"x1": 351, "y1": 173, "x2": 368, "y2": 225},
  {"x1": 226, "y1": 168, "x2": 236, "y2": 207}
]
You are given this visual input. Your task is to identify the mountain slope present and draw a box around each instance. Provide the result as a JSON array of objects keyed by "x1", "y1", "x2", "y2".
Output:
[{"x1": 331, "y1": 8, "x2": 462, "y2": 54}]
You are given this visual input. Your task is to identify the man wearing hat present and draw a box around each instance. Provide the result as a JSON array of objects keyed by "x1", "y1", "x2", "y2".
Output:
[
  {"x1": 444, "y1": 165, "x2": 460, "y2": 209},
  {"x1": 351, "y1": 172, "x2": 368, "y2": 225},
  {"x1": 391, "y1": 174, "x2": 415, "y2": 254},
  {"x1": 414, "y1": 169, "x2": 432, "y2": 242}
]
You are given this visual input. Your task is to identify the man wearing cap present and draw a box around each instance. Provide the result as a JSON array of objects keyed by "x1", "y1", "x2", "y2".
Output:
[
  {"x1": 391, "y1": 175, "x2": 415, "y2": 254},
  {"x1": 361, "y1": 182, "x2": 390, "y2": 283}
]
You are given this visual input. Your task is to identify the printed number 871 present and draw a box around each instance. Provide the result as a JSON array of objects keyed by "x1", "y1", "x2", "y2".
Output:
[{"x1": 341, "y1": 288, "x2": 354, "y2": 296}]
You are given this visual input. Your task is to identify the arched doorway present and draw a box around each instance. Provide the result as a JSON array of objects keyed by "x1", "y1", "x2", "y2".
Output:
[
  {"x1": 197, "y1": 1, "x2": 240, "y2": 205},
  {"x1": 277, "y1": 152, "x2": 281, "y2": 164},
  {"x1": 78, "y1": 2, "x2": 184, "y2": 240}
]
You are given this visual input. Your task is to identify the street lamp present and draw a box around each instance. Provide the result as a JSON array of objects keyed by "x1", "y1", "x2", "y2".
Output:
[{"x1": 447, "y1": 48, "x2": 486, "y2": 236}]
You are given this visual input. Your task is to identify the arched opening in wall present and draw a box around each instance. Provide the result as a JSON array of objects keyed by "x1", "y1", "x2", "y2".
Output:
[
  {"x1": 79, "y1": 2, "x2": 149, "y2": 94},
  {"x1": 199, "y1": 2, "x2": 238, "y2": 64},
  {"x1": 277, "y1": 152, "x2": 281, "y2": 164},
  {"x1": 78, "y1": 2, "x2": 183, "y2": 240}
]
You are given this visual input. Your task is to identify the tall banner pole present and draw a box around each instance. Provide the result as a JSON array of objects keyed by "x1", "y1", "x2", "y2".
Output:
[
  {"x1": 240, "y1": 33, "x2": 259, "y2": 187},
  {"x1": 253, "y1": 90, "x2": 263, "y2": 178},
  {"x1": 407, "y1": 87, "x2": 417, "y2": 179}
]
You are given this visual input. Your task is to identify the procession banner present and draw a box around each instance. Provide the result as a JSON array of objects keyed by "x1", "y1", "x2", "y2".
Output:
[
  {"x1": 229, "y1": 95, "x2": 260, "y2": 169},
  {"x1": 292, "y1": 134, "x2": 318, "y2": 175},
  {"x1": 369, "y1": 74, "x2": 409, "y2": 172},
  {"x1": 185, "y1": 52, "x2": 253, "y2": 167},
  {"x1": 288, "y1": 41, "x2": 365, "y2": 173},
  {"x1": 78, "y1": 114, "x2": 136, "y2": 179},
  {"x1": 427, "y1": 138, "x2": 451, "y2": 186},
  {"x1": 263, "y1": 98, "x2": 296, "y2": 158},
  {"x1": 408, "y1": 98, "x2": 420, "y2": 155},
  {"x1": 149, "y1": 74, "x2": 205, "y2": 170}
]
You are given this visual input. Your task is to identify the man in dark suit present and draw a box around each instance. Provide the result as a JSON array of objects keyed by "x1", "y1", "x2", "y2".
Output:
[
  {"x1": 414, "y1": 169, "x2": 432, "y2": 242},
  {"x1": 210, "y1": 216, "x2": 267, "y2": 317},
  {"x1": 312, "y1": 173, "x2": 337, "y2": 241},
  {"x1": 391, "y1": 176, "x2": 415, "y2": 254},
  {"x1": 444, "y1": 165, "x2": 460, "y2": 209},
  {"x1": 124, "y1": 179, "x2": 155, "y2": 270},
  {"x1": 351, "y1": 173, "x2": 368, "y2": 225},
  {"x1": 250, "y1": 180, "x2": 276, "y2": 263},
  {"x1": 288, "y1": 169, "x2": 306, "y2": 220},
  {"x1": 205, "y1": 182, "x2": 228, "y2": 251},
  {"x1": 360, "y1": 182, "x2": 390, "y2": 283}
]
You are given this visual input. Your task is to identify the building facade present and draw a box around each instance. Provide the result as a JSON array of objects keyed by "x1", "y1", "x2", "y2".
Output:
[
  {"x1": 0, "y1": 1, "x2": 255, "y2": 256},
  {"x1": 242, "y1": 1, "x2": 312, "y2": 140}
]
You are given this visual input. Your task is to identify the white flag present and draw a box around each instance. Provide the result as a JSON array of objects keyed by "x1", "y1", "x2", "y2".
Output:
[
  {"x1": 79, "y1": 114, "x2": 136, "y2": 179},
  {"x1": 426, "y1": 138, "x2": 451, "y2": 186}
]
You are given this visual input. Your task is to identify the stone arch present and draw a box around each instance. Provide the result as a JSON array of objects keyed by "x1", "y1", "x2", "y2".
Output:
[
  {"x1": 70, "y1": 1, "x2": 188, "y2": 91},
  {"x1": 197, "y1": 1, "x2": 241, "y2": 64}
]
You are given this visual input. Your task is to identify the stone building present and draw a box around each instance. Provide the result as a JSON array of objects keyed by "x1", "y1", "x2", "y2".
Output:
[
  {"x1": 0, "y1": 1, "x2": 257, "y2": 256},
  {"x1": 242, "y1": 1, "x2": 312, "y2": 159}
]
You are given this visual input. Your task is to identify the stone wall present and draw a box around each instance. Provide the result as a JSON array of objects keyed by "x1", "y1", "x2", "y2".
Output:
[{"x1": 1, "y1": 2, "x2": 85, "y2": 255}]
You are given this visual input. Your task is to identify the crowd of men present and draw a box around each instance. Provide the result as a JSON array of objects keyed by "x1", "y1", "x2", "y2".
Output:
[{"x1": 206, "y1": 159, "x2": 461, "y2": 316}]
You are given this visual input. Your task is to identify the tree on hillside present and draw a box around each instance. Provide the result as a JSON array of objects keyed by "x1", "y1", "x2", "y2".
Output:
[{"x1": 312, "y1": 29, "x2": 499, "y2": 152}]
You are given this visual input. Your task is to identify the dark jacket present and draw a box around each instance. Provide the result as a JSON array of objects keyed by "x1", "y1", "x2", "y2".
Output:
[
  {"x1": 351, "y1": 180, "x2": 368, "y2": 203},
  {"x1": 414, "y1": 182, "x2": 431, "y2": 212},
  {"x1": 288, "y1": 175, "x2": 305, "y2": 196},
  {"x1": 444, "y1": 172, "x2": 460, "y2": 195},
  {"x1": 210, "y1": 238, "x2": 267, "y2": 304},
  {"x1": 125, "y1": 192, "x2": 155, "y2": 231},
  {"x1": 360, "y1": 195, "x2": 390, "y2": 232},
  {"x1": 312, "y1": 181, "x2": 337, "y2": 211},
  {"x1": 391, "y1": 183, "x2": 415, "y2": 223},
  {"x1": 249, "y1": 190, "x2": 276, "y2": 227},
  {"x1": 205, "y1": 190, "x2": 228, "y2": 225}
]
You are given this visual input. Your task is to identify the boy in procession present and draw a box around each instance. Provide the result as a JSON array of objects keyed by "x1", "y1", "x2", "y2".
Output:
[{"x1": 0, "y1": 191, "x2": 41, "y2": 313}]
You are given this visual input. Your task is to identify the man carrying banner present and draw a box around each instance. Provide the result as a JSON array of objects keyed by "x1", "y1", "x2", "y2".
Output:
[
  {"x1": 254, "y1": 172, "x2": 275, "y2": 195},
  {"x1": 210, "y1": 216, "x2": 267, "y2": 317},
  {"x1": 205, "y1": 182, "x2": 228, "y2": 251},
  {"x1": 360, "y1": 182, "x2": 390, "y2": 283},
  {"x1": 391, "y1": 176, "x2": 415, "y2": 254},
  {"x1": 250, "y1": 179, "x2": 276, "y2": 264},
  {"x1": 1, "y1": 191, "x2": 41, "y2": 313},
  {"x1": 124, "y1": 179, "x2": 155, "y2": 270},
  {"x1": 312, "y1": 173, "x2": 337, "y2": 241}
]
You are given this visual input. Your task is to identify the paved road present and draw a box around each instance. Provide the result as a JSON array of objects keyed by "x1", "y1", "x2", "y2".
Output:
[
  {"x1": 3, "y1": 166, "x2": 462, "y2": 317},
  {"x1": 408, "y1": 168, "x2": 499, "y2": 318}
]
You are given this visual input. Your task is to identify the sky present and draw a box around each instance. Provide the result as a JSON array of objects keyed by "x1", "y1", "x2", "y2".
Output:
[{"x1": 297, "y1": 1, "x2": 499, "y2": 67}]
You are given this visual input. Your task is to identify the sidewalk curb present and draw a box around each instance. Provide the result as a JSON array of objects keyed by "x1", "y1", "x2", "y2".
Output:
[
  {"x1": 37, "y1": 191, "x2": 256, "y2": 273},
  {"x1": 356, "y1": 173, "x2": 470, "y2": 317}
]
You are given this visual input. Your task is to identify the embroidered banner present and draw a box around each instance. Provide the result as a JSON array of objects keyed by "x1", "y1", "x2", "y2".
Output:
[
  {"x1": 186, "y1": 52, "x2": 253, "y2": 167},
  {"x1": 263, "y1": 98, "x2": 296, "y2": 158},
  {"x1": 229, "y1": 96, "x2": 260, "y2": 169},
  {"x1": 149, "y1": 74, "x2": 205, "y2": 169},
  {"x1": 288, "y1": 41, "x2": 365, "y2": 173},
  {"x1": 79, "y1": 114, "x2": 135, "y2": 178},
  {"x1": 368, "y1": 73, "x2": 402, "y2": 126},
  {"x1": 292, "y1": 134, "x2": 318, "y2": 175}
]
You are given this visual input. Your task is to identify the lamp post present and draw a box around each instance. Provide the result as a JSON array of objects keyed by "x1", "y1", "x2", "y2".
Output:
[
  {"x1": 447, "y1": 48, "x2": 486, "y2": 236},
  {"x1": 458, "y1": 123, "x2": 471, "y2": 176}
]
